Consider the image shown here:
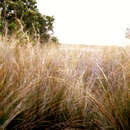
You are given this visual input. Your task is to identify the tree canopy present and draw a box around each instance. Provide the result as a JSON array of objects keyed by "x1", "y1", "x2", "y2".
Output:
[{"x1": 0, "y1": 0, "x2": 56, "y2": 42}]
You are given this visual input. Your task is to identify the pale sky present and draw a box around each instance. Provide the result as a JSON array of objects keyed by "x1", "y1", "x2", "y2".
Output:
[{"x1": 36, "y1": 0, "x2": 130, "y2": 45}]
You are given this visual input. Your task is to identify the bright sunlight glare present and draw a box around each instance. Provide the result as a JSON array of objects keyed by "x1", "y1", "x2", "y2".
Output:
[{"x1": 37, "y1": 0, "x2": 130, "y2": 45}]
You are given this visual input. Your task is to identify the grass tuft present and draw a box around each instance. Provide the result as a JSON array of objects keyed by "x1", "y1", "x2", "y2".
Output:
[{"x1": 0, "y1": 36, "x2": 130, "y2": 130}]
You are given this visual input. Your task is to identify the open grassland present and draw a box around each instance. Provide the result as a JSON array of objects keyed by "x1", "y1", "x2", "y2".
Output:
[{"x1": 0, "y1": 37, "x2": 130, "y2": 130}]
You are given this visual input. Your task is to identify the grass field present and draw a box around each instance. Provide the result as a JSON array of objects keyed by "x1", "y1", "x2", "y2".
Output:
[{"x1": 0, "y1": 37, "x2": 130, "y2": 130}]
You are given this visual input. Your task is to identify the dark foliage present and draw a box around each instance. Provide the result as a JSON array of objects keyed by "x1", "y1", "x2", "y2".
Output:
[{"x1": 0, "y1": 0, "x2": 55, "y2": 42}]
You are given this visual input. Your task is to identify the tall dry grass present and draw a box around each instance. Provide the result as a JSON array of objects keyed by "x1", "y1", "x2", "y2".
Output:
[{"x1": 0, "y1": 36, "x2": 130, "y2": 130}]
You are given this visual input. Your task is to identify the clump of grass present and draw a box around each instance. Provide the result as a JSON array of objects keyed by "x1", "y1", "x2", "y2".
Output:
[{"x1": 0, "y1": 35, "x2": 130, "y2": 130}]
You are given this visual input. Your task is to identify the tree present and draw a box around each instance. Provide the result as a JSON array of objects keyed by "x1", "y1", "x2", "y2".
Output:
[
  {"x1": 125, "y1": 28, "x2": 130, "y2": 40},
  {"x1": 0, "y1": 0, "x2": 55, "y2": 42}
]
